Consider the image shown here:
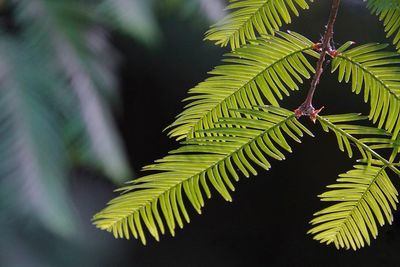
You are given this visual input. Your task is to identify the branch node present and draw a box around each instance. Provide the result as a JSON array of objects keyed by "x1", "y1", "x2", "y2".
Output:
[
  {"x1": 328, "y1": 49, "x2": 339, "y2": 58},
  {"x1": 312, "y1": 42, "x2": 323, "y2": 52},
  {"x1": 295, "y1": 0, "x2": 341, "y2": 121},
  {"x1": 294, "y1": 105, "x2": 324, "y2": 123}
]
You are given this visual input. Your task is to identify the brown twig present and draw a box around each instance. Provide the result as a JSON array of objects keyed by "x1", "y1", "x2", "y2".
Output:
[{"x1": 295, "y1": 0, "x2": 341, "y2": 122}]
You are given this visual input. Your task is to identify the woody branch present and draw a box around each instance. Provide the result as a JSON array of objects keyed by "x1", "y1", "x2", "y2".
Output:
[{"x1": 294, "y1": 0, "x2": 341, "y2": 122}]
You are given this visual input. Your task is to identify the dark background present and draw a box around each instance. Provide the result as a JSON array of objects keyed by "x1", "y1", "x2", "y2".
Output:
[{"x1": 6, "y1": 1, "x2": 400, "y2": 266}]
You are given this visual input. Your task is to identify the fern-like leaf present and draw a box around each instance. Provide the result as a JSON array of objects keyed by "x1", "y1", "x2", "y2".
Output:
[
  {"x1": 93, "y1": 107, "x2": 313, "y2": 244},
  {"x1": 0, "y1": 36, "x2": 76, "y2": 236},
  {"x1": 331, "y1": 42, "x2": 400, "y2": 139},
  {"x1": 367, "y1": 0, "x2": 400, "y2": 51},
  {"x1": 17, "y1": 0, "x2": 131, "y2": 181},
  {"x1": 317, "y1": 114, "x2": 395, "y2": 163},
  {"x1": 168, "y1": 31, "x2": 318, "y2": 140},
  {"x1": 205, "y1": 0, "x2": 314, "y2": 49},
  {"x1": 309, "y1": 164, "x2": 398, "y2": 250}
]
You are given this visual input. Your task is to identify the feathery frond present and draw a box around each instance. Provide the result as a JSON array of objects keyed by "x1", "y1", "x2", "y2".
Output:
[
  {"x1": 0, "y1": 0, "x2": 134, "y2": 237},
  {"x1": 331, "y1": 42, "x2": 400, "y2": 139},
  {"x1": 16, "y1": 0, "x2": 131, "y2": 181},
  {"x1": 168, "y1": 31, "x2": 318, "y2": 140},
  {"x1": 0, "y1": 36, "x2": 76, "y2": 236},
  {"x1": 205, "y1": 0, "x2": 314, "y2": 49},
  {"x1": 309, "y1": 164, "x2": 398, "y2": 250},
  {"x1": 92, "y1": 0, "x2": 400, "y2": 251},
  {"x1": 93, "y1": 107, "x2": 313, "y2": 244},
  {"x1": 366, "y1": 0, "x2": 400, "y2": 51},
  {"x1": 316, "y1": 114, "x2": 397, "y2": 167}
]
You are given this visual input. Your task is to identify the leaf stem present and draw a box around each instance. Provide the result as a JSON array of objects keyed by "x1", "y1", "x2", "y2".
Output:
[
  {"x1": 295, "y1": 0, "x2": 341, "y2": 122},
  {"x1": 317, "y1": 116, "x2": 400, "y2": 176}
]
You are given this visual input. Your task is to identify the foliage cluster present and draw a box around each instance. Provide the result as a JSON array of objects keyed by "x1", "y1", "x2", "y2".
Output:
[{"x1": 94, "y1": 0, "x2": 400, "y2": 250}]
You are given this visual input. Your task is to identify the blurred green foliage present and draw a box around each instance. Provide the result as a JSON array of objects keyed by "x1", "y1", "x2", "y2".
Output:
[
  {"x1": 0, "y1": 0, "x2": 223, "y2": 266},
  {"x1": 1, "y1": 0, "x2": 131, "y2": 239}
]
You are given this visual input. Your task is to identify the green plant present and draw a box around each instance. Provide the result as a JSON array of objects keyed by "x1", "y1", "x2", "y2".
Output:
[
  {"x1": 93, "y1": 0, "x2": 400, "y2": 250},
  {"x1": 1, "y1": 1, "x2": 224, "y2": 265},
  {"x1": 0, "y1": 0, "x2": 136, "y2": 238}
]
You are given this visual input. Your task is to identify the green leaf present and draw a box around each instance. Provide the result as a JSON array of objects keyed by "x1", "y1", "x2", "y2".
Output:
[
  {"x1": 168, "y1": 31, "x2": 318, "y2": 140},
  {"x1": 331, "y1": 43, "x2": 400, "y2": 140},
  {"x1": 93, "y1": 107, "x2": 313, "y2": 243},
  {"x1": 205, "y1": 0, "x2": 314, "y2": 49},
  {"x1": 309, "y1": 164, "x2": 398, "y2": 250},
  {"x1": 317, "y1": 114, "x2": 400, "y2": 175},
  {"x1": 366, "y1": 0, "x2": 400, "y2": 51},
  {"x1": 318, "y1": 114, "x2": 389, "y2": 158},
  {"x1": 16, "y1": 0, "x2": 131, "y2": 182},
  {"x1": 0, "y1": 36, "x2": 76, "y2": 237}
]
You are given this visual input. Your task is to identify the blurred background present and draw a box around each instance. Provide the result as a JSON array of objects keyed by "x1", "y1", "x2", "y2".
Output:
[{"x1": 1, "y1": 0, "x2": 400, "y2": 266}]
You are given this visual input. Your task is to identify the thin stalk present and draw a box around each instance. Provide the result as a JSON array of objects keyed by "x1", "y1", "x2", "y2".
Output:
[{"x1": 295, "y1": 0, "x2": 341, "y2": 122}]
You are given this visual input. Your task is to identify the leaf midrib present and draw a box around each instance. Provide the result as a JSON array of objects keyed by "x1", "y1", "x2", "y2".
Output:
[
  {"x1": 221, "y1": 0, "x2": 274, "y2": 43},
  {"x1": 336, "y1": 54, "x2": 400, "y2": 101},
  {"x1": 322, "y1": 165, "x2": 387, "y2": 245},
  {"x1": 317, "y1": 116, "x2": 400, "y2": 175},
  {"x1": 101, "y1": 114, "x2": 296, "y2": 228},
  {"x1": 182, "y1": 47, "x2": 313, "y2": 139}
]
